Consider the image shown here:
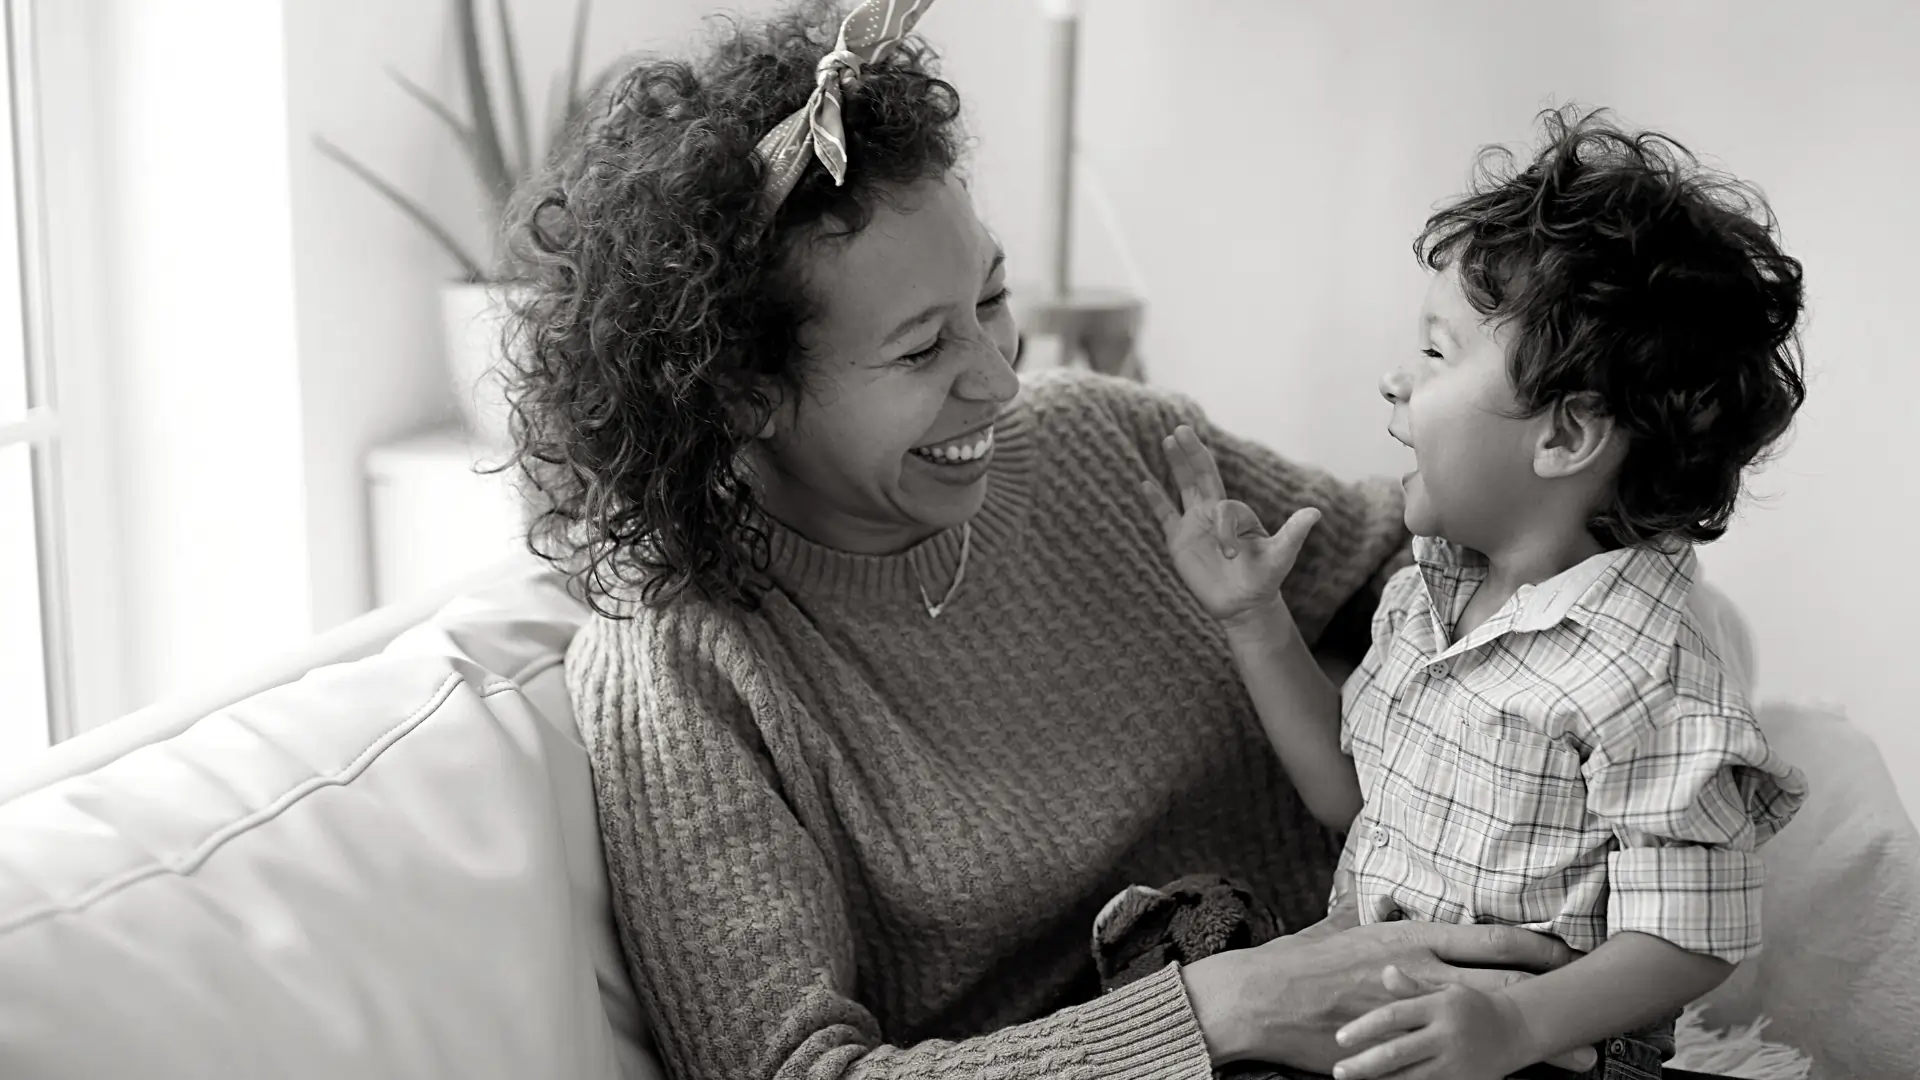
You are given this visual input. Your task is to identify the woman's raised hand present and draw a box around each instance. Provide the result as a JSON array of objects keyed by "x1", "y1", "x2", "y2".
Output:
[{"x1": 1142, "y1": 425, "x2": 1321, "y2": 625}]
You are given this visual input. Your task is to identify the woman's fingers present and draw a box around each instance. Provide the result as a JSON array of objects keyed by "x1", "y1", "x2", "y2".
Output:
[
  {"x1": 1414, "y1": 921, "x2": 1577, "y2": 976},
  {"x1": 1331, "y1": 1025, "x2": 1438, "y2": 1080},
  {"x1": 1140, "y1": 479, "x2": 1182, "y2": 539},
  {"x1": 1409, "y1": 928, "x2": 1595, "y2": 1073}
]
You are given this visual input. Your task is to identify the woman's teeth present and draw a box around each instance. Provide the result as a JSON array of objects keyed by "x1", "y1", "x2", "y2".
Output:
[{"x1": 910, "y1": 428, "x2": 994, "y2": 464}]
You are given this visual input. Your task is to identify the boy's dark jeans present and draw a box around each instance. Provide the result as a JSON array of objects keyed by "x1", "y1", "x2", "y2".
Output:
[{"x1": 1514, "y1": 1017, "x2": 1675, "y2": 1080}]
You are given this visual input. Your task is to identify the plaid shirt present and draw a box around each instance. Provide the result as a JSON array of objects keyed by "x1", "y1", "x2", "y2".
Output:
[{"x1": 1337, "y1": 536, "x2": 1805, "y2": 963}]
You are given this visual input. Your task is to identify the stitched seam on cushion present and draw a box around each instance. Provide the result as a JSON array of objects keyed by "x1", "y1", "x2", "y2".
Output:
[
  {"x1": 501, "y1": 654, "x2": 562, "y2": 689},
  {"x1": 0, "y1": 670, "x2": 479, "y2": 938}
]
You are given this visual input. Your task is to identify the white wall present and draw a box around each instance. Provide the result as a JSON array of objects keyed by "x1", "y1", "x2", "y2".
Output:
[{"x1": 1028, "y1": 0, "x2": 1919, "y2": 814}]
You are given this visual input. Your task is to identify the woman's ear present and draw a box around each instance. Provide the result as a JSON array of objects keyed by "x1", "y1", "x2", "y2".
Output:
[
  {"x1": 1532, "y1": 393, "x2": 1623, "y2": 480},
  {"x1": 730, "y1": 385, "x2": 784, "y2": 442}
]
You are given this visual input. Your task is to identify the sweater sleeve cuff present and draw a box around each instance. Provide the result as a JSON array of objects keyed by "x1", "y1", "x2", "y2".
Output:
[
  {"x1": 1606, "y1": 845, "x2": 1765, "y2": 964},
  {"x1": 1075, "y1": 962, "x2": 1214, "y2": 1080}
]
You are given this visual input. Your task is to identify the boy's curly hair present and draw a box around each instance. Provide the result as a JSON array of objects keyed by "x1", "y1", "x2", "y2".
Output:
[
  {"x1": 498, "y1": 1, "x2": 962, "y2": 615},
  {"x1": 1416, "y1": 106, "x2": 1806, "y2": 548}
]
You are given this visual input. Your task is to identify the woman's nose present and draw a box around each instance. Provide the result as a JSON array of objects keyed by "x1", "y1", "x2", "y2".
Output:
[
  {"x1": 1379, "y1": 366, "x2": 1412, "y2": 405},
  {"x1": 958, "y1": 340, "x2": 1020, "y2": 404}
]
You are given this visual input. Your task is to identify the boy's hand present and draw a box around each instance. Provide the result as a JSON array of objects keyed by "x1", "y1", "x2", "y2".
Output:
[
  {"x1": 1142, "y1": 425, "x2": 1320, "y2": 626},
  {"x1": 1332, "y1": 965, "x2": 1541, "y2": 1080}
]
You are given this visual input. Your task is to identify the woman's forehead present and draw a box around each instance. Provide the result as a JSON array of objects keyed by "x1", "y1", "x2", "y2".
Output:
[{"x1": 802, "y1": 177, "x2": 998, "y2": 349}]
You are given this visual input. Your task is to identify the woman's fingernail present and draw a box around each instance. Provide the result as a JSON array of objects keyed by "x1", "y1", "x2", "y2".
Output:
[{"x1": 1222, "y1": 545, "x2": 1237, "y2": 558}]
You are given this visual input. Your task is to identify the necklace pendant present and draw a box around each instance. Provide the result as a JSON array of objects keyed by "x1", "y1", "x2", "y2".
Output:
[{"x1": 913, "y1": 521, "x2": 971, "y2": 620}]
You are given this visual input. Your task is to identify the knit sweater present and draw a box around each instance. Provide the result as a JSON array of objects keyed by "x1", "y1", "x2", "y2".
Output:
[{"x1": 570, "y1": 371, "x2": 1410, "y2": 1080}]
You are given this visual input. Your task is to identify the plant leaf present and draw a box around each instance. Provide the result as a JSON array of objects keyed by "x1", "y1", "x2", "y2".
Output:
[
  {"x1": 389, "y1": 68, "x2": 494, "y2": 178},
  {"x1": 562, "y1": 0, "x2": 592, "y2": 119},
  {"x1": 493, "y1": 0, "x2": 533, "y2": 180},
  {"x1": 314, "y1": 135, "x2": 488, "y2": 282},
  {"x1": 453, "y1": 0, "x2": 512, "y2": 219}
]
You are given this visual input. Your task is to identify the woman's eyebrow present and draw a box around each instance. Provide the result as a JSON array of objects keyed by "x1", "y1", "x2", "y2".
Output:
[{"x1": 879, "y1": 250, "x2": 1010, "y2": 347}]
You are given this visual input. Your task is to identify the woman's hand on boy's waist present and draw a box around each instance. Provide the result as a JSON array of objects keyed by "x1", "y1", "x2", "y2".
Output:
[{"x1": 1179, "y1": 915, "x2": 1598, "y2": 1074}]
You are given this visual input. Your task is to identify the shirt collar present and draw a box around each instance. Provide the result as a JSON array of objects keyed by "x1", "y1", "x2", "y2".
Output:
[{"x1": 1412, "y1": 535, "x2": 1698, "y2": 667}]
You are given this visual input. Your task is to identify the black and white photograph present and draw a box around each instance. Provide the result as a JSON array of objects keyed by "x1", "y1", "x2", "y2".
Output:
[{"x1": 0, "y1": 2, "x2": 1912, "y2": 1078}]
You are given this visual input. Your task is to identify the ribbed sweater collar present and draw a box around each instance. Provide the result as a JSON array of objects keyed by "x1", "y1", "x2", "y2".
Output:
[{"x1": 764, "y1": 400, "x2": 1036, "y2": 603}]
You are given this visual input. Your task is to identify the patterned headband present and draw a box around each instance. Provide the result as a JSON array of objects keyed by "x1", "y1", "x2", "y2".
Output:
[{"x1": 754, "y1": 0, "x2": 940, "y2": 211}]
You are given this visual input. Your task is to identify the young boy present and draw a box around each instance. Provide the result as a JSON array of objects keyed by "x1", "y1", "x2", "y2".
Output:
[{"x1": 1144, "y1": 108, "x2": 1808, "y2": 1080}]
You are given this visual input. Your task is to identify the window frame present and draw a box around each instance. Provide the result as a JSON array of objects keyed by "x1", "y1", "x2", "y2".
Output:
[{"x1": 5, "y1": 0, "x2": 121, "y2": 744}]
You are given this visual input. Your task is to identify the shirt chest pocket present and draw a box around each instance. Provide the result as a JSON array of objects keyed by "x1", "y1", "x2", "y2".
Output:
[{"x1": 1441, "y1": 726, "x2": 1591, "y2": 874}]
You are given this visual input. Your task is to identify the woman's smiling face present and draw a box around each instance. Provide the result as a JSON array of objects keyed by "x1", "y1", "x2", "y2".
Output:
[{"x1": 756, "y1": 174, "x2": 1021, "y2": 554}]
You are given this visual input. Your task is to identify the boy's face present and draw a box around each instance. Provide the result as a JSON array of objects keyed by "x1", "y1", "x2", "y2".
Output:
[{"x1": 1380, "y1": 265, "x2": 1541, "y2": 548}]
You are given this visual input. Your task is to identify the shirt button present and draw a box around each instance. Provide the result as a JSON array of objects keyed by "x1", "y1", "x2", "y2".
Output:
[{"x1": 1373, "y1": 826, "x2": 1390, "y2": 848}]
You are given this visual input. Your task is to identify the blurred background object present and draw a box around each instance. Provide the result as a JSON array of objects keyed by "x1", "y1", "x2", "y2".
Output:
[{"x1": 315, "y1": 0, "x2": 598, "y2": 449}]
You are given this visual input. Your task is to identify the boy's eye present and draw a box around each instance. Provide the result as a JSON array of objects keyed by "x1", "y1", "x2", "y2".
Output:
[{"x1": 1422, "y1": 348, "x2": 1444, "y2": 360}]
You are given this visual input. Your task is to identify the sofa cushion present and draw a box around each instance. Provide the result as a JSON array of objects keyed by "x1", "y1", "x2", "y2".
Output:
[
  {"x1": 1698, "y1": 700, "x2": 1920, "y2": 1079},
  {"x1": 383, "y1": 571, "x2": 654, "y2": 1076},
  {"x1": 0, "y1": 564, "x2": 654, "y2": 1079}
]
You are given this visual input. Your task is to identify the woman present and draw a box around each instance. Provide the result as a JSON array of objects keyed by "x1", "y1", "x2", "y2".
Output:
[{"x1": 503, "y1": 3, "x2": 1594, "y2": 1077}]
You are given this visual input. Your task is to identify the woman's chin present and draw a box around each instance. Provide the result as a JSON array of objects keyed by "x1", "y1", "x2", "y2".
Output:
[{"x1": 900, "y1": 463, "x2": 991, "y2": 531}]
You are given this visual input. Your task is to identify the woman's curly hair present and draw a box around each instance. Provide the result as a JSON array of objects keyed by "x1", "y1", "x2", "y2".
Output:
[
  {"x1": 1416, "y1": 106, "x2": 1806, "y2": 548},
  {"x1": 498, "y1": 1, "x2": 963, "y2": 615}
]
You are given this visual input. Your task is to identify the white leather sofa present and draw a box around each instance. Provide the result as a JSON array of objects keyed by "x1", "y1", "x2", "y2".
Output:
[{"x1": 0, "y1": 562, "x2": 1914, "y2": 1079}]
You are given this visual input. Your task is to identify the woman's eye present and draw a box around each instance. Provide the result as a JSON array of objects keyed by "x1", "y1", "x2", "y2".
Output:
[
  {"x1": 1421, "y1": 347, "x2": 1443, "y2": 360},
  {"x1": 905, "y1": 339, "x2": 946, "y2": 365},
  {"x1": 980, "y1": 287, "x2": 1011, "y2": 310}
]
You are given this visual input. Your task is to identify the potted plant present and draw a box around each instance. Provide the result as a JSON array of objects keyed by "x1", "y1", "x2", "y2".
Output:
[{"x1": 316, "y1": 0, "x2": 596, "y2": 449}]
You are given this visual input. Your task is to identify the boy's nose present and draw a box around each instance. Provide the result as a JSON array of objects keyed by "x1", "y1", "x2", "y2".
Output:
[{"x1": 1379, "y1": 367, "x2": 1412, "y2": 405}]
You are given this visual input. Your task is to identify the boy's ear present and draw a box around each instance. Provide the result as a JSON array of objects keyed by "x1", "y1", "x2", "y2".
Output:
[{"x1": 1532, "y1": 393, "x2": 1623, "y2": 480}]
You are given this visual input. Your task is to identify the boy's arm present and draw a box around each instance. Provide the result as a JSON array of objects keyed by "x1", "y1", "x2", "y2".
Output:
[
  {"x1": 1223, "y1": 600, "x2": 1361, "y2": 830},
  {"x1": 1329, "y1": 931, "x2": 1727, "y2": 1079},
  {"x1": 1499, "y1": 931, "x2": 1729, "y2": 1062}
]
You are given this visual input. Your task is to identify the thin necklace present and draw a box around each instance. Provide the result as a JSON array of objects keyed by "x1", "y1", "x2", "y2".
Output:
[{"x1": 915, "y1": 522, "x2": 971, "y2": 619}]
